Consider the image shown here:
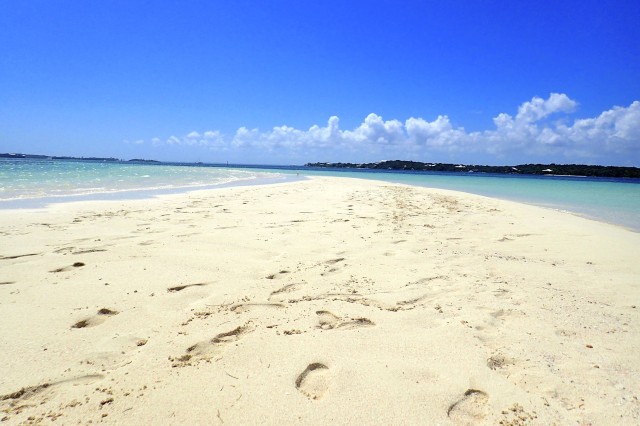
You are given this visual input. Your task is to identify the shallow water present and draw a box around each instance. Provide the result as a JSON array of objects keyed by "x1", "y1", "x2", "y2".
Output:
[
  {"x1": 251, "y1": 166, "x2": 640, "y2": 232},
  {"x1": 0, "y1": 158, "x2": 288, "y2": 201},
  {"x1": 1, "y1": 159, "x2": 638, "y2": 231}
]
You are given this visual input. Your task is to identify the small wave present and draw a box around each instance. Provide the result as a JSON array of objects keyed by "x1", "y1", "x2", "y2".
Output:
[{"x1": 67, "y1": 187, "x2": 108, "y2": 193}]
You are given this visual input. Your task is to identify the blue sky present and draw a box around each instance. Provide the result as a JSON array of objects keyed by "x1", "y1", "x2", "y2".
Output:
[{"x1": 1, "y1": 1, "x2": 639, "y2": 166}]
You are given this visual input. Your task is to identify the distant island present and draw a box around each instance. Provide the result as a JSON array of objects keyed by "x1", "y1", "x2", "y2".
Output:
[
  {"x1": 0, "y1": 153, "x2": 160, "y2": 163},
  {"x1": 0, "y1": 153, "x2": 120, "y2": 162},
  {"x1": 306, "y1": 160, "x2": 640, "y2": 179},
  {"x1": 3, "y1": 153, "x2": 639, "y2": 179}
]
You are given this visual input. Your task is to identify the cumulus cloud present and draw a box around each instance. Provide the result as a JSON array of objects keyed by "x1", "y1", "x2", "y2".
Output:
[
  {"x1": 476, "y1": 96, "x2": 639, "y2": 161},
  {"x1": 129, "y1": 94, "x2": 640, "y2": 165},
  {"x1": 514, "y1": 92, "x2": 577, "y2": 123},
  {"x1": 562, "y1": 101, "x2": 640, "y2": 153}
]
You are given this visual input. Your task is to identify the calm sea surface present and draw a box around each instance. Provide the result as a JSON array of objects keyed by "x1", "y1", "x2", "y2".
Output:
[
  {"x1": 0, "y1": 159, "x2": 294, "y2": 205},
  {"x1": 1, "y1": 158, "x2": 639, "y2": 231}
]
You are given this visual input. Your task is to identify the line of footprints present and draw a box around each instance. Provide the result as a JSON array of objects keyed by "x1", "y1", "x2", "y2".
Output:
[
  {"x1": 56, "y1": 259, "x2": 489, "y2": 421},
  {"x1": 293, "y1": 361, "x2": 489, "y2": 425}
]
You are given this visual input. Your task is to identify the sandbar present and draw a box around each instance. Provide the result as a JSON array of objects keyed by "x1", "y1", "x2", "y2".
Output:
[{"x1": 1, "y1": 177, "x2": 639, "y2": 424}]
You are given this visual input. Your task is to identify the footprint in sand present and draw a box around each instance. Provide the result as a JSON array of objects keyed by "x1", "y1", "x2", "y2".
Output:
[
  {"x1": 170, "y1": 323, "x2": 253, "y2": 367},
  {"x1": 167, "y1": 283, "x2": 208, "y2": 293},
  {"x1": 320, "y1": 258, "x2": 346, "y2": 276},
  {"x1": 265, "y1": 270, "x2": 291, "y2": 280},
  {"x1": 231, "y1": 303, "x2": 285, "y2": 313},
  {"x1": 295, "y1": 363, "x2": 330, "y2": 400},
  {"x1": 447, "y1": 389, "x2": 489, "y2": 425},
  {"x1": 50, "y1": 262, "x2": 85, "y2": 273},
  {"x1": 337, "y1": 317, "x2": 375, "y2": 329},
  {"x1": 0, "y1": 253, "x2": 41, "y2": 260},
  {"x1": 316, "y1": 310, "x2": 374, "y2": 330},
  {"x1": 0, "y1": 383, "x2": 54, "y2": 402},
  {"x1": 268, "y1": 283, "x2": 301, "y2": 302},
  {"x1": 316, "y1": 311, "x2": 340, "y2": 330},
  {"x1": 0, "y1": 374, "x2": 104, "y2": 406},
  {"x1": 1, "y1": 376, "x2": 105, "y2": 421},
  {"x1": 80, "y1": 335, "x2": 148, "y2": 370},
  {"x1": 71, "y1": 308, "x2": 118, "y2": 329},
  {"x1": 72, "y1": 248, "x2": 107, "y2": 255}
]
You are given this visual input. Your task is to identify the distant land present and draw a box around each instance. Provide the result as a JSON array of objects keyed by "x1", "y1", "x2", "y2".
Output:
[
  {"x1": 0, "y1": 153, "x2": 158, "y2": 163},
  {"x1": 1, "y1": 152, "x2": 120, "y2": 161},
  {"x1": 2, "y1": 153, "x2": 639, "y2": 178},
  {"x1": 306, "y1": 160, "x2": 640, "y2": 179}
]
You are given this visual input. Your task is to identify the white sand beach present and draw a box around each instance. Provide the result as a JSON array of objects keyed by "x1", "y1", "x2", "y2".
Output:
[{"x1": 1, "y1": 177, "x2": 639, "y2": 425}]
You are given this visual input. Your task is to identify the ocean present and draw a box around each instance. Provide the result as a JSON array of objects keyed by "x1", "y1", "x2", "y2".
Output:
[
  {"x1": 1, "y1": 158, "x2": 639, "y2": 232},
  {"x1": 0, "y1": 158, "x2": 296, "y2": 205}
]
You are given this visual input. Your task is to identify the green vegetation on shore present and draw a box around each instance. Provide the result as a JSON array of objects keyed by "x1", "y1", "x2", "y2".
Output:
[
  {"x1": 306, "y1": 160, "x2": 640, "y2": 178},
  {"x1": 3, "y1": 153, "x2": 638, "y2": 178}
]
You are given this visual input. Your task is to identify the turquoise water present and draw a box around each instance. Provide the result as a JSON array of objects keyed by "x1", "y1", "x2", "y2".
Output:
[
  {"x1": 0, "y1": 159, "x2": 288, "y2": 201},
  {"x1": 1, "y1": 159, "x2": 639, "y2": 231},
  {"x1": 252, "y1": 166, "x2": 640, "y2": 232}
]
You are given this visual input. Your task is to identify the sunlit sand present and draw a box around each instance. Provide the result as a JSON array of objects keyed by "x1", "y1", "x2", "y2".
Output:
[{"x1": 1, "y1": 177, "x2": 638, "y2": 424}]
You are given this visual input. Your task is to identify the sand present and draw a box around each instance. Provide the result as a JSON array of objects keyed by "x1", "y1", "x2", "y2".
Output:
[{"x1": 1, "y1": 176, "x2": 639, "y2": 425}]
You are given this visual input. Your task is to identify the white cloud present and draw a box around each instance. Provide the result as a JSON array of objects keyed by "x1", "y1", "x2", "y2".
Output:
[
  {"x1": 561, "y1": 101, "x2": 640, "y2": 154},
  {"x1": 127, "y1": 94, "x2": 640, "y2": 165},
  {"x1": 150, "y1": 132, "x2": 226, "y2": 148},
  {"x1": 466, "y1": 94, "x2": 638, "y2": 161},
  {"x1": 166, "y1": 135, "x2": 181, "y2": 145},
  {"x1": 342, "y1": 113, "x2": 405, "y2": 146},
  {"x1": 514, "y1": 92, "x2": 577, "y2": 123}
]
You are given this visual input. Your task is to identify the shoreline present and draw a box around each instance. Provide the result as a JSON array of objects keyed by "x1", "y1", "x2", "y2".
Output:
[
  {"x1": 0, "y1": 173, "x2": 303, "y2": 210},
  {"x1": 1, "y1": 177, "x2": 639, "y2": 424},
  {"x1": 2, "y1": 171, "x2": 639, "y2": 233},
  {"x1": 3, "y1": 159, "x2": 639, "y2": 231}
]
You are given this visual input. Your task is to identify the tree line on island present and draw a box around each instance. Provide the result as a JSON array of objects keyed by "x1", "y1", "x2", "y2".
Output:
[
  {"x1": 0, "y1": 153, "x2": 159, "y2": 163},
  {"x1": 2, "y1": 153, "x2": 638, "y2": 178},
  {"x1": 305, "y1": 160, "x2": 640, "y2": 178}
]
